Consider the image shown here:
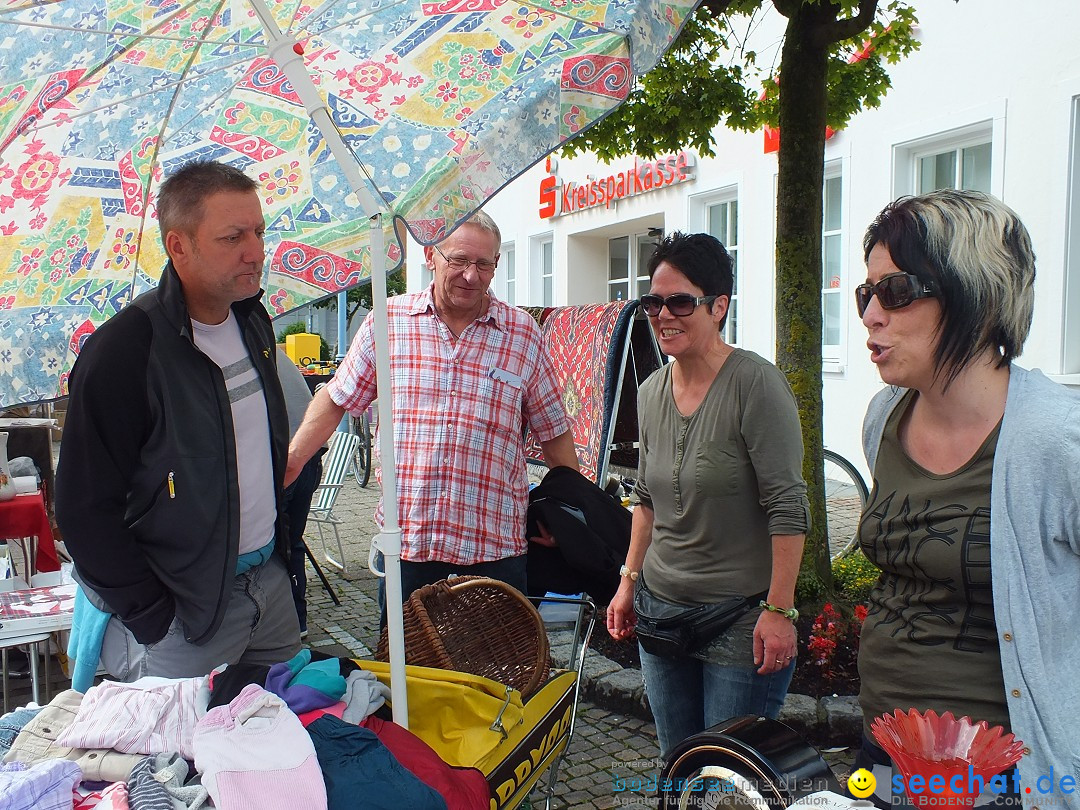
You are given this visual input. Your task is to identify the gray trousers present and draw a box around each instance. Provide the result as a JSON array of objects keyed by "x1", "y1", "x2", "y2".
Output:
[{"x1": 100, "y1": 555, "x2": 302, "y2": 680}]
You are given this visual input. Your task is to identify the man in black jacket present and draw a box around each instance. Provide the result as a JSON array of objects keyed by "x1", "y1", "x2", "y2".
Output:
[{"x1": 56, "y1": 160, "x2": 301, "y2": 679}]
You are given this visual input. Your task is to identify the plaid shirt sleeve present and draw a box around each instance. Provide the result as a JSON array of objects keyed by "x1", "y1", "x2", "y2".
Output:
[{"x1": 326, "y1": 312, "x2": 377, "y2": 414}]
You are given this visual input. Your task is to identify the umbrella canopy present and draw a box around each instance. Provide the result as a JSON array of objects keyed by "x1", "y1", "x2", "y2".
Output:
[{"x1": 0, "y1": 0, "x2": 696, "y2": 407}]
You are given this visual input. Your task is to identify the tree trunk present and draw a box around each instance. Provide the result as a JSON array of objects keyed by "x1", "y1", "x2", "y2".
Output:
[{"x1": 775, "y1": 4, "x2": 831, "y2": 594}]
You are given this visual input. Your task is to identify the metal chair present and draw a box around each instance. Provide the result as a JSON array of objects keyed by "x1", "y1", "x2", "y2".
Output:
[
  {"x1": 307, "y1": 431, "x2": 361, "y2": 572},
  {"x1": 1, "y1": 631, "x2": 53, "y2": 712}
]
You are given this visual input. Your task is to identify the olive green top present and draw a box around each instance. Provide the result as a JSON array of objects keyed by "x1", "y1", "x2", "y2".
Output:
[
  {"x1": 858, "y1": 389, "x2": 1008, "y2": 735},
  {"x1": 635, "y1": 349, "x2": 810, "y2": 607}
]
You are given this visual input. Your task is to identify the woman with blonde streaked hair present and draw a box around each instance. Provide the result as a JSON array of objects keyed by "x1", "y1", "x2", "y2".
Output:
[{"x1": 853, "y1": 189, "x2": 1080, "y2": 808}]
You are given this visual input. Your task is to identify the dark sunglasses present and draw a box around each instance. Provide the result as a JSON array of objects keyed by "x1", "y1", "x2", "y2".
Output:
[
  {"x1": 855, "y1": 272, "x2": 937, "y2": 317},
  {"x1": 639, "y1": 293, "x2": 718, "y2": 317}
]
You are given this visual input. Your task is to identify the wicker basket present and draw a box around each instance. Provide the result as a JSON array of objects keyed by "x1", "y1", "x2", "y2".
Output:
[{"x1": 376, "y1": 576, "x2": 550, "y2": 698}]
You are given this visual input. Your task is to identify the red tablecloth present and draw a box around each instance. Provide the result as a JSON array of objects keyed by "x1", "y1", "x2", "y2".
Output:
[{"x1": 0, "y1": 490, "x2": 59, "y2": 573}]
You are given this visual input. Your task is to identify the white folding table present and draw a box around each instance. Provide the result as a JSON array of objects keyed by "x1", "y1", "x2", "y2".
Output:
[{"x1": 0, "y1": 572, "x2": 75, "y2": 711}]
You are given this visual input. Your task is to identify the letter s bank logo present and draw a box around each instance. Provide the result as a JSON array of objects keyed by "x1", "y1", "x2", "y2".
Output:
[{"x1": 539, "y1": 175, "x2": 558, "y2": 219}]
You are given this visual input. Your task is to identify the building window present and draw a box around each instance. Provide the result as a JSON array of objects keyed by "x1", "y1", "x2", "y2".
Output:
[
  {"x1": 706, "y1": 198, "x2": 739, "y2": 345},
  {"x1": 540, "y1": 237, "x2": 553, "y2": 306},
  {"x1": 637, "y1": 235, "x2": 658, "y2": 299},
  {"x1": 822, "y1": 172, "x2": 843, "y2": 356},
  {"x1": 608, "y1": 234, "x2": 656, "y2": 302},
  {"x1": 528, "y1": 234, "x2": 554, "y2": 306},
  {"x1": 502, "y1": 243, "x2": 516, "y2": 305},
  {"x1": 894, "y1": 121, "x2": 998, "y2": 199},
  {"x1": 917, "y1": 141, "x2": 992, "y2": 194},
  {"x1": 609, "y1": 236, "x2": 629, "y2": 301}
]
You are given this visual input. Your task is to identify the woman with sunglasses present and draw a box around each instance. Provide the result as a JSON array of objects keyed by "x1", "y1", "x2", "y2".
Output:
[
  {"x1": 606, "y1": 232, "x2": 810, "y2": 758},
  {"x1": 853, "y1": 189, "x2": 1080, "y2": 804}
]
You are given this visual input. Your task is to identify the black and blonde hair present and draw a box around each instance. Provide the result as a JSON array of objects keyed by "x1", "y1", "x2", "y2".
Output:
[{"x1": 863, "y1": 189, "x2": 1035, "y2": 387}]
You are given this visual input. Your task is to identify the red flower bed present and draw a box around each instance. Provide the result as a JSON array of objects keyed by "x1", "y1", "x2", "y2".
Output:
[{"x1": 789, "y1": 602, "x2": 866, "y2": 698}]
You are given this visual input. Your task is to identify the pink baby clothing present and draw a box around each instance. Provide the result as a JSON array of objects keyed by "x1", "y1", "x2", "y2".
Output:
[
  {"x1": 193, "y1": 683, "x2": 327, "y2": 810},
  {"x1": 57, "y1": 676, "x2": 206, "y2": 760},
  {"x1": 97, "y1": 782, "x2": 130, "y2": 810},
  {"x1": 297, "y1": 701, "x2": 347, "y2": 727}
]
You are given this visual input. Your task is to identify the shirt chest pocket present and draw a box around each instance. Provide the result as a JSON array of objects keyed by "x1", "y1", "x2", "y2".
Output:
[
  {"x1": 694, "y1": 439, "x2": 743, "y2": 497},
  {"x1": 475, "y1": 373, "x2": 524, "y2": 437}
]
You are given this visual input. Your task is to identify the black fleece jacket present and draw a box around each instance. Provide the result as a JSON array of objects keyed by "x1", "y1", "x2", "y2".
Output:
[
  {"x1": 55, "y1": 262, "x2": 288, "y2": 646},
  {"x1": 525, "y1": 465, "x2": 631, "y2": 604}
]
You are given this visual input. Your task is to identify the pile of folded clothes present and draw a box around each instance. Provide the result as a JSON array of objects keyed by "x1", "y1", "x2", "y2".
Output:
[{"x1": 0, "y1": 650, "x2": 490, "y2": 810}]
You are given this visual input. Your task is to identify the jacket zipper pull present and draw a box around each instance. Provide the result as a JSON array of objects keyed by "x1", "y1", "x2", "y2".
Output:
[{"x1": 168, "y1": 471, "x2": 176, "y2": 499}]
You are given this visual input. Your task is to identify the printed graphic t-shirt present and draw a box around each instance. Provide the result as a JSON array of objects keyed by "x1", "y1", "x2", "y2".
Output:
[{"x1": 857, "y1": 390, "x2": 1009, "y2": 736}]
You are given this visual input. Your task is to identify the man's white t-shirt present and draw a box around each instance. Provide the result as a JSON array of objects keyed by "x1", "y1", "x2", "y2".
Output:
[{"x1": 191, "y1": 311, "x2": 275, "y2": 554}]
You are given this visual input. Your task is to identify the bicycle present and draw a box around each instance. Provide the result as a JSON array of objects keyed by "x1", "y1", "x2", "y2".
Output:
[
  {"x1": 822, "y1": 448, "x2": 869, "y2": 560},
  {"x1": 349, "y1": 404, "x2": 373, "y2": 488},
  {"x1": 312, "y1": 381, "x2": 372, "y2": 489}
]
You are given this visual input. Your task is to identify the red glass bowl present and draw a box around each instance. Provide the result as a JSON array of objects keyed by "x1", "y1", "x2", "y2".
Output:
[{"x1": 870, "y1": 709, "x2": 1025, "y2": 809}]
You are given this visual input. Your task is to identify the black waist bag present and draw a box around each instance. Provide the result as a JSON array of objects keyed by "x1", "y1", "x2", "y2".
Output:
[{"x1": 633, "y1": 576, "x2": 764, "y2": 658}]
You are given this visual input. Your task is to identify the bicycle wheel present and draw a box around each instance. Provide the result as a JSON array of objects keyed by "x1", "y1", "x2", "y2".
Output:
[
  {"x1": 823, "y1": 449, "x2": 869, "y2": 560},
  {"x1": 351, "y1": 412, "x2": 371, "y2": 488}
]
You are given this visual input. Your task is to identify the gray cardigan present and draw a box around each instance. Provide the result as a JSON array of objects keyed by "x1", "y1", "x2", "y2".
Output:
[{"x1": 862, "y1": 366, "x2": 1080, "y2": 803}]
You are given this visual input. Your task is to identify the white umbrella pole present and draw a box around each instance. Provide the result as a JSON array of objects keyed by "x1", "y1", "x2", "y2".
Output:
[
  {"x1": 254, "y1": 0, "x2": 408, "y2": 727},
  {"x1": 365, "y1": 219, "x2": 409, "y2": 729}
]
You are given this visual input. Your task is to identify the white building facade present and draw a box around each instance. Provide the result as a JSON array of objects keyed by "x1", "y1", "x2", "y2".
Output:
[{"x1": 403, "y1": 0, "x2": 1080, "y2": 476}]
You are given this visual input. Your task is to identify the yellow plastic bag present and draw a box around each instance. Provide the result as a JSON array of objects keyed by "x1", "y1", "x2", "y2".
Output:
[{"x1": 355, "y1": 660, "x2": 525, "y2": 768}]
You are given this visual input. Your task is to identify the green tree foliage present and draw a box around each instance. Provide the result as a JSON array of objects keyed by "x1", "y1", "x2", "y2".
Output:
[
  {"x1": 566, "y1": 0, "x2": 918, "y2": 160},
  {"x1": 569, "y1": 0, "x2": 918, "y2": 595}
]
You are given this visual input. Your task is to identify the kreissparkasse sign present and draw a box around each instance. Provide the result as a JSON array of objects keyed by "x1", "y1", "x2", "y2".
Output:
[{"x1": 538, "y1": 151, "x2": 696, "y2": 219}]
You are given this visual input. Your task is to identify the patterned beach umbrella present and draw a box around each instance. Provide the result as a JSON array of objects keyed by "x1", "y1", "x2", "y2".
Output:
[{"x1": 0, "y1": 0, "x2": 697, "y2": 406}]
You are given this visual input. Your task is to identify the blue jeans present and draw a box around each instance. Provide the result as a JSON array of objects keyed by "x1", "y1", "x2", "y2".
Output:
[{"x1": 639, "y1": 644, "x2": 795, "y2": 759}]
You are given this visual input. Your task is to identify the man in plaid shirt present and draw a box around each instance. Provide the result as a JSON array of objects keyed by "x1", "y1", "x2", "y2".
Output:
[{"x1": 286, "y1": 209, "x2": 578, "y2": 609}]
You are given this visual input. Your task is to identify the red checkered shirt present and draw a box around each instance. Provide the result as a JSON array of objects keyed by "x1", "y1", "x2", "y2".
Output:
[{"x1": 327, "y1": 287, "x2": 570, "y2": 565}]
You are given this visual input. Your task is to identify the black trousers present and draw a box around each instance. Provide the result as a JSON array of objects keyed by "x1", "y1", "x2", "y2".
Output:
[
  {"x1": 375, "y1": 553, "x2": 528, "y2": 628},
  {"x1": 283, "y1": 452, "x2": 323, "y2": 630}
]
